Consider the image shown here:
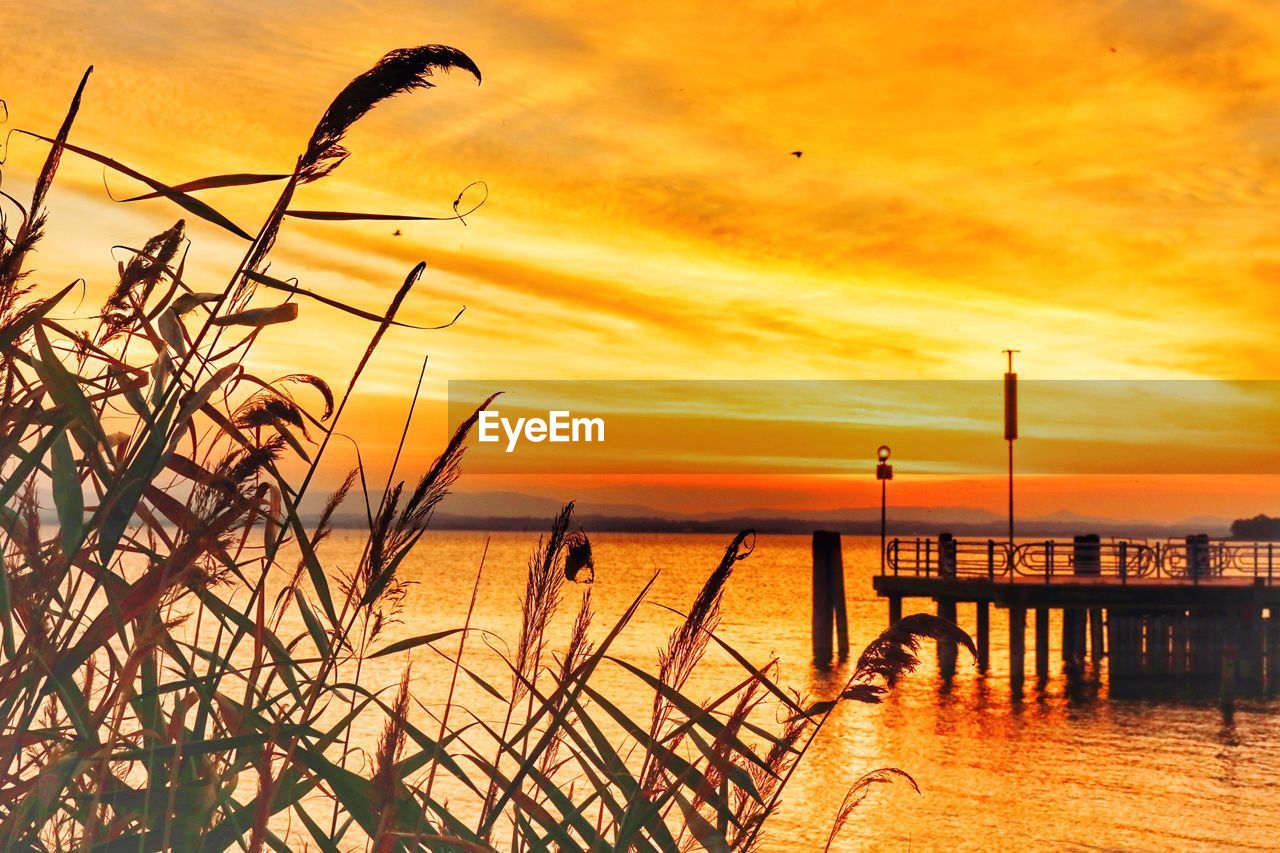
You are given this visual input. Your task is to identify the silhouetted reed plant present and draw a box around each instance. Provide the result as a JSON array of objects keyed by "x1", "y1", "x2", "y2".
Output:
[{"x1": 0, "y1": 45, "x2": 973, "y2": 851}]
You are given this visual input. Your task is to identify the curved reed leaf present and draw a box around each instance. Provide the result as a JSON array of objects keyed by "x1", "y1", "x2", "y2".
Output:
[
  {"x1": 48, "y1": 430, "x2": 82, "y2": 555},
  {"x1": 14, "y1": 131, "x2": 252, "y2": 239},
  {"x1": 284, "y1": 180, "x2": 487, "y2": 222},
  {"x1": 0, "y1": 280, "x2": 78, "y2": 350},
  {"x1": 209, "y1": 302, "x2": 298, "y2": 327},
  {"x1": 244, "y1": 270, "x2": 464, "y2": 329},
  {"x1": 367, "y1": 627, "x2": 464, "y2": 659},
  {"x1": 116, "y1": 171, "x2": 290, "y2": 201}
]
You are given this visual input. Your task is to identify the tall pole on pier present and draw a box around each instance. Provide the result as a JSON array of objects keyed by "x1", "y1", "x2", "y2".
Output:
[
  {"x1": 877, "y1": 445, "x2": 893, "y2": 574},
  {"x1": 1003, "y1": 350, "x2": 1019, "y2": 548}
]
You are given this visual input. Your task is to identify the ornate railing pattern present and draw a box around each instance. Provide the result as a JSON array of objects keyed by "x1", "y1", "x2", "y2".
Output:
[{"x1": 885, "y1": 537, "x2": 1280, "y2": 584}]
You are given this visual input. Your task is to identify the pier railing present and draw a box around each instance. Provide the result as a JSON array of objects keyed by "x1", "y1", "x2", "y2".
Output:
[
  {"x1": 886, "y1": 537, "x2": 1011, "y2": 579},
  {"x1": 885, "y1": 537, "x2": 1280, "y2": 584}
]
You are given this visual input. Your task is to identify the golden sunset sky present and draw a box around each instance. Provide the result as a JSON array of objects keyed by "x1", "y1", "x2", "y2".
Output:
[{"x1": 3, "y1": 0, "x2": 1280, "y2": 520}]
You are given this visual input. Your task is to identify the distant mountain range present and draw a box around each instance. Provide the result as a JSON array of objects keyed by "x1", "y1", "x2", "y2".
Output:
[{"x1": 332, "y1": 490, "x2": 1234, "y2": 537}]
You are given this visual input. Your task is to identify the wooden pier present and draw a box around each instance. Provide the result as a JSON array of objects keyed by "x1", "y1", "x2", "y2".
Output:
[{"x1": 873, "y1": 534, "x2": 1280, "y2": 697}]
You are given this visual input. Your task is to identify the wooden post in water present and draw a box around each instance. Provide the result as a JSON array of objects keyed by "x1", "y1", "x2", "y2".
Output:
[
  {"x1": 1089, "y1": 609, "x2": 1105, "y2": 662},
  {"x1": 1172, "y1": 612, "x2": 1188, "y2": 678},
  {"x1": 812, "y1": 532, "x2": 832, "y2": 661},
  {"x1": 1222, "y1": 614, "x2": 1240, "y2": 705},
  {"x1": 831, "y1": 537, "x2": 849, "y2": 657},
  {"x1": 1075, "y1": 613, "x2": 1088, "y2": 668},
  {"x1": 1060, "y1": 611, "x2": 1070, "y2": 662},
  {"x1": 1009, "y1": 605, "x2": 1026, "y2": 692},
  {"x1": 811, "y1": 531, "x2": 848, "y2": 661},
  {"x1": 976, "y1": 601, "x2": 990, "y2": 672},
  {"x1": 1110, "y1": 609, "x2": 1146, "y2": 693},
  {"x1": 1149, "y1": 615, "x2": 1169, "y2": 675},
  {"x1": 1035, "y1": 607, "x2": 1050, "y2": 678},
  {"x1": 1189, "y1": 612, "x2": 1216, "y2": 688},
  {"x1": 1241, "y1": 604, "x2": 1264, "y2": 694},
  {"x1": 1268, "y1": 608, "x2": 1280, "y2": 695},
  {"x1": 888, "y1": 594, "x2": 902, "y2": 628},
  {"x1": 1110, "y1": 611, "x2": 1147, "y2": 694},
  {"x1": 1106, "y1": 608, "x2": 1119, "y2": 688},
  {"x1": 1061, "y1": 610, "x2": 1078, "y2": 663},
  {"x1": 937, "y1": 598, "x2": 958, "y2": 677}
]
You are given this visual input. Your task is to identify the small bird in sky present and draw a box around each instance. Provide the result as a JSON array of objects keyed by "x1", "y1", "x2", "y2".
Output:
[
  {"x1": 393, "y1": 229, "x2": 402, "y2": 236},
  {"x1": 791, "y1": 151, "x2": 803, "y2": 158}
]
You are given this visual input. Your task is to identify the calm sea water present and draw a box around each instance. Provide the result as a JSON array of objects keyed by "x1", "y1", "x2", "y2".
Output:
[{"x1": 308, "y1": 530, "x2": 1280, "y2": 851}]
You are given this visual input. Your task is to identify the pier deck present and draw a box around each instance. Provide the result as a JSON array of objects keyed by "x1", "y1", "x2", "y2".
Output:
[
  {"x1": 875, "y1": 573, "x2": 1280, "y2": 604},
  {"x1": 872, "y1": 536, "x2": 1280, "y2": 695}
]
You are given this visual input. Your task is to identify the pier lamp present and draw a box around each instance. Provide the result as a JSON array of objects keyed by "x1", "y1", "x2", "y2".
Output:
[{"x1": 877, "y1": 445, "x2": 893, "y2": 574}]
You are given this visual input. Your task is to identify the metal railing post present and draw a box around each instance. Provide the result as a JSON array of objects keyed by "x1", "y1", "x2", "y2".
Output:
[
  {"x1": 1119, "y1": 541, "x2": 1128, "y2": 585},
  {"x1": 988, "y1": 539, "x2": 995, "y2": 580}
]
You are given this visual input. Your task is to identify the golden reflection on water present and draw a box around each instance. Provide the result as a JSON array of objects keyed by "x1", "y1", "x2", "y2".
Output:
[{"x1": 299, "y1": 530, "x2": 1280, "y2": 851}]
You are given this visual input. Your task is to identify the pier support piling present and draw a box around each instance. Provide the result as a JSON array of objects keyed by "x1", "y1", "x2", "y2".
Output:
[
  {"x1": 888, "y1": 594, "x2": 902, "y2": 629},
  {"x1": 1061, "y1": 609, "x2": 1085, "y2": 676},
  {"x1": 937, "y1": 597, "x2": 958, "y2": 678},
  {"x1": 1241, "y1": 606, "x2": 1264, "y2": 693},
  {"x1": 1222, "y1": 621, "x2": 1239, "y2": 704},
  {"x1": 1105, "y1": 609, "x2": 1121, "y2": 687},
  {"x1": 976, "y1": 601, "x2": 990, "y2": 672},
  {"x1": 1073, "y1": 609, "x2": 1087, "y2": 664},
  {"x1": 1009, "y1": 605, "x2": 1026, "y2": 693},
  {"x1": 1172, "y1": 615, "x2": 1185, "y2": 674},
  {"x1": 1035, "y1": 607, "x2": 1050, "y2": 678},
  {"x1": 1061, "y1": 610, "x2": 1071, "y2": 662},
  {"x1": 1089, "y1": 608, "x2": 1105, "y2": 662},
  {"x1": 1267, "y1": 608, "x2": 1279, "y2": 695},
  {"x1": 1151, "y1": 616, "x2": 1170, "y2": 675}
]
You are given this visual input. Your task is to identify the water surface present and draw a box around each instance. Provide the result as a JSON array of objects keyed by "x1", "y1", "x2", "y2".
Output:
[{"x1": 312, "y1": 530, "x2": 1280, "y2": 851}]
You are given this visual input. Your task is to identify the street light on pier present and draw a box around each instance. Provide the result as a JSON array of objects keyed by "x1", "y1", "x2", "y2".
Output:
[{"x1": 877, "y1": 444, "x2": 893, "y2": 574}]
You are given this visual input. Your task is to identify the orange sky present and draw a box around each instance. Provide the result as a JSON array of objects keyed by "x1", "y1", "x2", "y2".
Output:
[{"x1": 3, "y1": 1, "x2": 1280, "y2": 520}]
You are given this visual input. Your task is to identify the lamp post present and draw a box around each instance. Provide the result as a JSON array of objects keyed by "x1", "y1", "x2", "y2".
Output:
[{"x1": 877, "y1": 445, "x2": 893, "y2": 575}]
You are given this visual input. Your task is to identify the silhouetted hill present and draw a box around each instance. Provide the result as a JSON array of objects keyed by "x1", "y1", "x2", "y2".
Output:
[
  {"x1": 412, "y1": 492, "x2": 1232, "y2": 537},
  {"x1": 1231, "y1": 514, "x2": 1280, "y2": 540},
  {"x1": 322, "y1": 490, "x2": 1235, "y2": 537}
]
